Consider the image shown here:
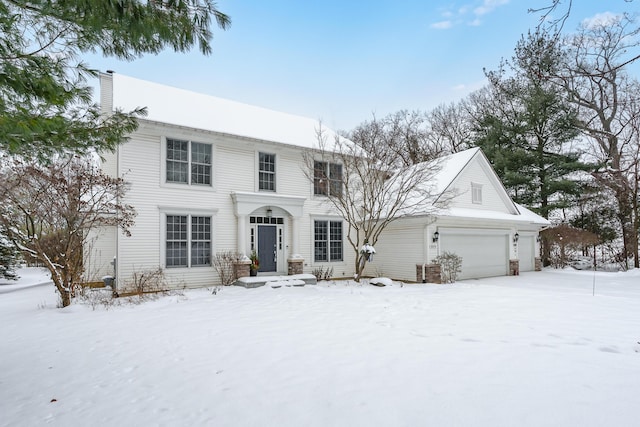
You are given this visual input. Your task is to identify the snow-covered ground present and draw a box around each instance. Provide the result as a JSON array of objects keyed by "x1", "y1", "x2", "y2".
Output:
[{"x1": 1, "y1": 268, "x2": 639, "y2": 426}]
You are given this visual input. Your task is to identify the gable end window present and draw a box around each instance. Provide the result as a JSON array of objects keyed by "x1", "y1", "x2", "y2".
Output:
[
  {"x1": 166, "y1": 138, "x2": 211, "y2": 185},
  {"x1": 472, "y1": 183, "x2": 483, "y2": 204},
  {"x1": 314, "y1": 161, "x2": 342, "y2": 197},
  {"x1": 314, "y1": 220, "x2": 343, "y2": 262},
  {"x1": 166, "y1": 214, "x2": 211, "y2": 267},
  {"x1": 259, "y1": 152, "x2": 276, "y2": 191}
]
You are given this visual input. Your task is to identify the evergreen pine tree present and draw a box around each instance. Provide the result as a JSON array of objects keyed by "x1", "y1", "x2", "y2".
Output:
[
  {"x1": 0, "y1": 1, "x2": 230, "y2": 159},
  {"x1": 473, "y1": 31, "x2": 591, "y2": 218},
  {"x1": 0, "y1": 231, "x2": 19, "y2": 280}
]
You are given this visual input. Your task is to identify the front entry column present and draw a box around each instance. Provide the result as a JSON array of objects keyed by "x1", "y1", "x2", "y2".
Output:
[
  {"x1": 291, "y1": 216, "x2": 300, "y2": 257},
  {"x1": 237, "y1": 214, "x2": 247, "y2": 256},
  {"x1": 287, "y1": 216, "x2": 304, "y2": 275}
]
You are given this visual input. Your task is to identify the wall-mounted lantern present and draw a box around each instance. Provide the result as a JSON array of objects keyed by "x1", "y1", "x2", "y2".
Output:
[
  {"x1": 432, "y1": 230, "x2": 439, "y2": 243},
  {"x1": 513, "y1": 232, "x2": 519, "y2": 243},
  {"x1": 266, "y1": 207, "x2": 273, "y2": 218}
]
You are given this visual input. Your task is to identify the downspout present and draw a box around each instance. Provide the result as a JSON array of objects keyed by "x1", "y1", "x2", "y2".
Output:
[
  {"x1": 101, "y1": 70, "x2": 120, "y2": 291},
  {"x1": 422, "y1": 225, "x2": 429, "y2": 283}
]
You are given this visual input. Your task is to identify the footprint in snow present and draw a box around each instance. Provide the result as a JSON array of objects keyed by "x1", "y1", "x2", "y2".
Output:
[{"x1": 599, "y1": 346, "x2": 620, "y2": 354}]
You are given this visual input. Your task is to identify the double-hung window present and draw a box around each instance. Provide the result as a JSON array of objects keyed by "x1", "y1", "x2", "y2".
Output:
[
  {"x1": 314, "y1": 161, "x2": 342, "y2": 197},
  {"x1": 166, "y1": 215, "x2": 211, "y2": 267},
  {"x1": 314, "y1": 220, "x2": 343, "y2": 262},
  {"x1": 166, "y1": 138, "x2": 212, "y2": 185},
  {"x1": 259, "y1": 152, "x2": 276, "y2": 191}
]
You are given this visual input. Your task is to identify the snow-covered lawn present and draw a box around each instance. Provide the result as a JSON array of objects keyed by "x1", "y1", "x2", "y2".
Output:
[{"x1": 1, "y1": 268, "x2": 639, "y2": 426}]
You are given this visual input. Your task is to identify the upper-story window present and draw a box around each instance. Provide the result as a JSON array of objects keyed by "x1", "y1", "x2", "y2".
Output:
[
  {"x1": 472, "y1": 183, "x2": 483, "y2": 204},
  {"x1": 166, "y1": 138, "x2": 212, "y2": 185},
  {"x1": 314, "y1": 161, "x2": 342, "y2": 197},
  {"x1": 259, "y1": 152, "x2": 276, "y2": 191}
]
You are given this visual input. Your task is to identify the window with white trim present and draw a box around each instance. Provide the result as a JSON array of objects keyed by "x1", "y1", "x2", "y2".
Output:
[
  {"x1": 166, "y1": 215, "x2": 211, "y2": 267},
  {"x1": 314, "y1": 220, "x2": 343, "y2": 262},
  {"x1": 314, "y1": 161, "x2": 342, "y2": 197},
  {"x1": 471, "y1": 183, "x2": 483, "y2": 204},
  {"x1": 166, "y1": 138, "x2": 212, "y2": 185},
  {"x1": 258, "y1": 152, "x2": 275, "y2": 191}
]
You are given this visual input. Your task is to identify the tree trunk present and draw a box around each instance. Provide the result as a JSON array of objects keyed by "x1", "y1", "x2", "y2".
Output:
[
  {"x1": 52, "y1": 277, "x2": 73, "y2": 307},
  {"x1": 616, "y1": 192, "x2": 634, "y2": 270},
  {"x1": 59, "y1": 289, "x2": 72, "y2": 307},
  {"x1": 354, "y1": 253, "x2": 368, "y2": 282},
  {"x1": 633, "y1": 171, "x2": 639, "y2": 269}
]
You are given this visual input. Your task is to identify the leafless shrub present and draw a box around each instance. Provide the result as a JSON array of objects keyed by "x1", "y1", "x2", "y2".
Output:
[
  {"x1": 77, "y1": 289, "x2": 120, "y2": 311},
  {"x1": 312, "y1": 265, "x2": 333, "y2": 281},
  {"x1": 541, "y1": 224, "x2": 599, "y2": 269},
  {"x1": 125, "y1": 267, "x2": 168, "y2": 296},
  {"x1": 212, "y1": 251, "x2": 243, "y2": 290},
  {"x1": 433, "y1": 251, "x2": 463, "y2": 284}
]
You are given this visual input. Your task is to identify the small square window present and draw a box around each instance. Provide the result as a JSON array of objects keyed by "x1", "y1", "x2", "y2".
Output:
[{"x1": 472, "y1": 183, "x2": 483, "y2": 204}]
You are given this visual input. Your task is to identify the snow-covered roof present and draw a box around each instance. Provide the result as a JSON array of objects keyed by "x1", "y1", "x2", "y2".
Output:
[
  {"x1": 442, "y1": 205, "x2": 550, "y2": 226},
  {"x1": 108, "y1": 73, "x2": 338, "y2": 149},
  {"x1": 431, "y1": 147, "x2": 480, "y2": 196},
  {"x1": 394, "y1": 147, "x2": 549, "y2": 226}
]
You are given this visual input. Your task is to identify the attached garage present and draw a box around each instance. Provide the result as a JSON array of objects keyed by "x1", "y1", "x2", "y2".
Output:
[
  {"x1": 518, "y1": 235, "x2": 535, "y2": 272},
  {"x1": 440, "y1": 229, "x2": 509, "y2": 279},
  {"x1": 366, "y1": 148, "x2": 550, "y2": 283}
]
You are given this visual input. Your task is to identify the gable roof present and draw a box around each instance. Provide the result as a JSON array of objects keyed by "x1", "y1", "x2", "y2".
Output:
[
  {"x1": 433, "y1": 147, "x2": 519, "y2": 213},
  {"x1": 104, "y1": 73, "x2": 339, "y2": 149},
  {"x1": 431, "y1": 147, "x2": 482, "y2": 199},
  {"x1": 398, "y1": 147, "x2": 549, "y2": 226}
]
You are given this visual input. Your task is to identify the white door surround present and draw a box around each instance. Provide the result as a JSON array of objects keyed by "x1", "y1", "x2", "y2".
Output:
[{"x1": 231, "y1": 191, "x2": 305, "y2": 263}]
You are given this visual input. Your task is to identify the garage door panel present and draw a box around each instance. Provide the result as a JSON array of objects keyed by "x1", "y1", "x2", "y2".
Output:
[
  {"x1": 440, "y1": 232, "x2": 508, "y2": 279},
  {"x1": 519, "y1": 236, "x2": 534, "y2": 272}
]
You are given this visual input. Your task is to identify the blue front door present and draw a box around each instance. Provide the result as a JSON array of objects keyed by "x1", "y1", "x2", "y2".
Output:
[{"x1": 258, "y1": 225, "x2": 277, "y2": 272}]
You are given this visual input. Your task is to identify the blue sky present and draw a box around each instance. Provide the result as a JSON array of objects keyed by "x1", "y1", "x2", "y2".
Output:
[{"x1": 85, "y1": 1, "x2": 634, "y2": 131}]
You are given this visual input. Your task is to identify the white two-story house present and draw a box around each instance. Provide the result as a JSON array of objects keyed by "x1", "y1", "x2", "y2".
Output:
[
  {"x1": 89, "y1": 73, "x2": 548, "y2": 291},
  {"x1": 91, "y1": 72, "x2": 355, "y2": 291}
]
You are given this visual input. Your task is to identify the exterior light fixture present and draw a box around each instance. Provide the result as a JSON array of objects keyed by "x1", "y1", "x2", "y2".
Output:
[
  {"x1": 266, "y1": 207, "x2": 272, "y2": 218},
  {"x1": 432, "y1": 231, "x2": 439, "y2": 243},
  {"x1": 513, "y1": 233, "x2": 519, "y2": 243}
]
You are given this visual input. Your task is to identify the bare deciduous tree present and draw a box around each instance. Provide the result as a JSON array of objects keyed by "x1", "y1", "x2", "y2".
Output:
[
  {"x1": 0, "y1": 155, "x2": 136, "y2": 307},
  {"x1": 426, "y1": 102, "x2": 475, "y2": 154},
  {"x1": 556, "y1": 15, "x2": 640, "y2": 268},
  {"x1": 303, "y1": 123, "x2": 450, "y2": 281},
  {"x1": 350, "y1": 111, "x2": 443, "y2": 167}
]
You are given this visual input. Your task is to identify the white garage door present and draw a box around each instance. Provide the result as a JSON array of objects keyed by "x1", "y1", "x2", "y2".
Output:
[
  {"x1": 440, "y1": 231, "x2": 508, "y2": 280},
  {"x1": 519, "y1": 236, "x2": 535, "y2": 272}
]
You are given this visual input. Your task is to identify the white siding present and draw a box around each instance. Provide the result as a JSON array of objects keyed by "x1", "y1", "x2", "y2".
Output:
[
  {"x1": 84, "y1": 226, "x2": 117, "y2": 282},
  {"x1": 448, "y1": 157, "x2": 513, "y2": 213},
  {"x1": 89, "y1": 119, "x2": 354, "y2": 291},
  {"x1": 363, "y1": 216, "x2": 429, "y2": 282}
]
